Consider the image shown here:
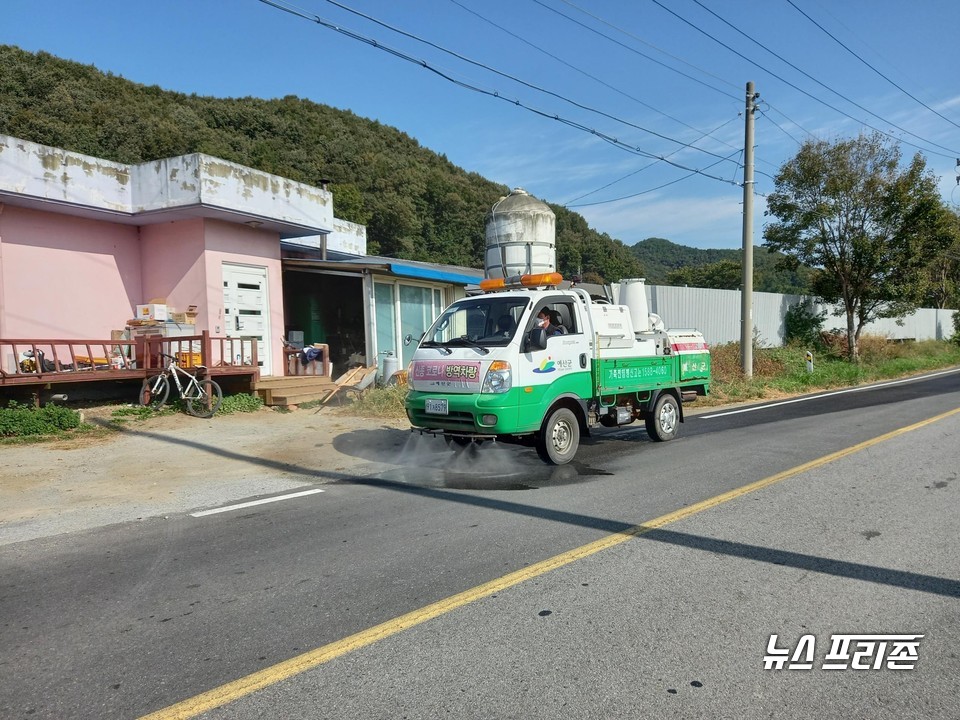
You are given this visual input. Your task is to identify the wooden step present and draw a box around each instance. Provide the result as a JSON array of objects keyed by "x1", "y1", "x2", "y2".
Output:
[
  {"x1": 255, "y1": 376, "x2": 335, "y2": 405},
  {"x1": 255, "y1": 376, "x2": 333, "y2": 389},
  {"x1": 269, "y1": 389, "x2": 357, "y2": 407}
]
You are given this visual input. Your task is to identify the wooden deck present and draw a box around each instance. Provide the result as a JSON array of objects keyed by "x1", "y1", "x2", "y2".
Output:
[
  {"x1": 0, "y1": 334, "x2": 380, "y2": 408},
  {"x1": 0, "y1": 332, "x2": 260, "y2": 396}
]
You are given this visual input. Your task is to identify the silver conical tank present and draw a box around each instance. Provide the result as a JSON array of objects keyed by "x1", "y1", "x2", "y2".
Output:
[{"x1": 484, "y1": 188, "x2": 556, "y2": 279}]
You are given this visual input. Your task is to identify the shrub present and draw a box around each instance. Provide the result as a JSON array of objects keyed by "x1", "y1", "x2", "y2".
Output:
[
  {"x1": 819, "y1": 329, "x2": 849, "y2": 359},
  {"x1": 218, "y1": 393, "x2": 264, "y2": 414},
  {"x1": 0, "y1": 401, "x2": 83, "y2": 437},
  {"x1": 784, "y1": 302, "x2": 825, "y2": 347}
]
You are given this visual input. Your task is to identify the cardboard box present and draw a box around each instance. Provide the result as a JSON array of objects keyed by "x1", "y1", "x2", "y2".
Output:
[
  {"x1": 136, "y1": 303, "x2": 168, "y2": 321},
  {"x1": 177, "y1": 352, "x2": 203, "y2": 368},
  {"x1": 169, "y1": 304, "x2": 199, "y2": 325}
]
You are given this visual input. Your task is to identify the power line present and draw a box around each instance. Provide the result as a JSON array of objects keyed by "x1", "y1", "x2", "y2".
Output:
[
  {"x1": 762, "y1": 101, "x2": 816, "y2": 141},
  {"x1": 563, "y1": 114, "x2": 742, "y2": 205},
  {"x1": 447, "y1": 0, "x2": 744, "y2": 156},
  {"x1": 258, "y1": 0, "x2": 744, "y2": 189},
  {"x1": 784, "y1": 0, "x2": 960, "y2": 132},
  {"x1": 757, "y1": 106, "x2": 803, "y2": 147},
  {"x1": 314, "y1": 0, "x2": 743, "y2": 168},
  {"x1": 648, "y1": 0, "x2": 960, "y2": 160},
  {"x1": 687, "y1": 0, "x2": 960, "y2": 155},
  {"x1": 532, "y1": 0, "x2": 741, "y2": 102},
  {"x1": 567, "y1": 149, "x2": 743, "y2": 207},
  {"x1": 452, "y1": 0, "x2": 789, "y2": 177}
]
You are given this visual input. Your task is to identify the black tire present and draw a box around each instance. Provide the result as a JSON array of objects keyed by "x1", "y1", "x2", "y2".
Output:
[
  {"x1": 645, "y1": 393, "x2": 680, "y2": 442},
  {"x1": 185, "y1": 379, "x2": 223, "y2": 418},
  {"x1": 139, "y1": 375, "x2": 169, "y2": 408},
  {"x1": 536, "y1": 407, "x2": 580, "y2": 465}
]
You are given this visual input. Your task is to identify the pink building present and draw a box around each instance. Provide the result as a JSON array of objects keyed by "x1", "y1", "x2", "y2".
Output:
[{"x1": 0, "y1": 135, "x2": 480, "y2": 396}]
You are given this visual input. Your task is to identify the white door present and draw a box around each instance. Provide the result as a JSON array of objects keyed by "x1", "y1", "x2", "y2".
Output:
[{"x1": 223, "y1": 263, "x2": 272, "y2": 376}]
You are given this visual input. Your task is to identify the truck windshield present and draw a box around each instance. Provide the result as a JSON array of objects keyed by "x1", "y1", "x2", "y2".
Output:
[{"x1": 422, "y1": 297, "x2": 529, "y2": 349}]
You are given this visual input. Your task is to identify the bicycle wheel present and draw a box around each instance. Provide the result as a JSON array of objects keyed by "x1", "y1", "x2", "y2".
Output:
[
  {"x1": 185, "y1": 379, "x2": 223, "y2": 418},
  {"x1": 139, "y1": 375, "x2": 170, "y2": 408}
]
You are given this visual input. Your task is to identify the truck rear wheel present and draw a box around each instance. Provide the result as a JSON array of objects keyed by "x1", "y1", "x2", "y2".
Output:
[
  {"x1": 645, "y1": 393, "x2": 679, "y2": 442},
  {"x1": 536, "y1": 407, "x2": 579, "y2": 465}
]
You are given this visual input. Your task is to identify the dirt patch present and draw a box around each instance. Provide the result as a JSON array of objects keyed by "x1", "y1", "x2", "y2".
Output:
[{"x1": 0, "y1": 404, "x2": 410, "y2": 544}]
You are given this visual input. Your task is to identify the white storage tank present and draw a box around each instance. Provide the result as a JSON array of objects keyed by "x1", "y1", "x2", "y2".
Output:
[
  {"x1": 618, "y1": 278, "x2": 651, "y2": 333},
  {"x1": 484, "y1": 188, "x2": 556, "y2": 279}
]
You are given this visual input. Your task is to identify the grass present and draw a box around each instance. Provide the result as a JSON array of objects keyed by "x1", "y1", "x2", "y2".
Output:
[
  {"x1": 108, "y1": 392, "x2": 264, "y2": 423},
  {"x1": 4, "y1": 338, "x2": 958, "y2": 438},
  {"x1": 347, "y1": 383, "x2": 410, "y2": 418},
  {"x1": 0, "y1": 392, "x2": 265, "y2": 442},
  {"x1": 705, "y1": 337, "x2": 960, "y2": 406}
]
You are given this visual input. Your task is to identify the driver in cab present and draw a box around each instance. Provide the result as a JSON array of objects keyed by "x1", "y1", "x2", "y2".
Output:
[{"x1": 536, "y1": 309, "x2": 563, "y2": 337}]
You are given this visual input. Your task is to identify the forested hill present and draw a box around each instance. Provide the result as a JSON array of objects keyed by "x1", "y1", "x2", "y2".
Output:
[
  {"x1": 0, "y1": 45, "x2": 642, "y2": 282},
  {"x1": 632, "y1": 237, "x2": 813, "y2": 294}
]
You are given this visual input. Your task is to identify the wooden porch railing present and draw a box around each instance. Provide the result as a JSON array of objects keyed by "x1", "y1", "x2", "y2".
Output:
[{"x1": 0, "y1": 331, "x2": 260, "y2": 387}]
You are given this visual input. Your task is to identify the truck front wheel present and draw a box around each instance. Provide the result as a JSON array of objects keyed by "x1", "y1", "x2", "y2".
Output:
[
  {"x1": 645, "y1": 393, "x2": 679, "y2": 442},
  {"x1": 536, "y1": 407, "x2": 580, "y2": 465}
]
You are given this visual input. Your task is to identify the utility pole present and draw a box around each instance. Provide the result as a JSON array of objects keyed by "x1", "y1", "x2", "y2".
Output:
[{"x1": 741, "y1": 81, "x2": 759, "y2": 378}]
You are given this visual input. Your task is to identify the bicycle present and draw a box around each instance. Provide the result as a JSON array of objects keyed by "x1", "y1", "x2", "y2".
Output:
[{"x1": 138, "y1": 352, "x2": 223, "y2": 418}]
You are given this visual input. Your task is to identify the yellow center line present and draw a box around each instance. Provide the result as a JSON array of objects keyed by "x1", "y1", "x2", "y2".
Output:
[{"x1": 141, "y1": 406, "x2": 960, "y2": 719}]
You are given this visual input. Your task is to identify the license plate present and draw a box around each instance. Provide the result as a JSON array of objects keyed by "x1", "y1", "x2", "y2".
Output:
[{"x1": 425, "y1": 398, "x2": 448, "y2": 415}]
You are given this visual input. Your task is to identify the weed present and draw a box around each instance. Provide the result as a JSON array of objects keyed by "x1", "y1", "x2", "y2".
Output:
[
  {"x1": 348, "y1": 384, "x2": 409, "y2": 418},
  {"x1": 110, "y1": 405, "x2": 166, "y2": 423},
  {"x1": 218, "y1": 393, "x2": 264, "y2": 414},
  {"x1": 0, "y1": 400, "x2": 85, "y2": 438}
]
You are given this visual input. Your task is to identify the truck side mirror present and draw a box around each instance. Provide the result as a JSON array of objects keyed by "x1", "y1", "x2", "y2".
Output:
[{"x1": 526, "y1": 327, "x2": 548, "y2": 352}]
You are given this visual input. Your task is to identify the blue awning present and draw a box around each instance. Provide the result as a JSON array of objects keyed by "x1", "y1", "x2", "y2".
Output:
[{"x1": 388, "y1": 261, "x2": 483, "y2": 285}]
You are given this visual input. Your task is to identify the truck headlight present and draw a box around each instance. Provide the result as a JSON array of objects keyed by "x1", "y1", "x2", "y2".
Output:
[{"x1": 482, "y1": 360, "x2": 512, "y2": 394}]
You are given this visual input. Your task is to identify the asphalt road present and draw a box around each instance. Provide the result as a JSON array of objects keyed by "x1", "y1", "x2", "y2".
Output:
[{"x1": 2, "y1": 369, "x2": 959, "y2": 719}]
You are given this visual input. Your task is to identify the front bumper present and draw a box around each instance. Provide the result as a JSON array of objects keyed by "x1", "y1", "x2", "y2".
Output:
[{"x1": 405, "y1": 390, "x2": 526, "y2": 435}]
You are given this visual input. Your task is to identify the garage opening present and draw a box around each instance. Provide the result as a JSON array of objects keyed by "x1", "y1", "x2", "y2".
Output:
[{"x1": 283, "y1": 271, "x2": 366, "y2": 378}]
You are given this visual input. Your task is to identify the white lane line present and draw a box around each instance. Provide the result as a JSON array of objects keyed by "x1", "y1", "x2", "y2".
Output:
[
  {"x1": 191, "y1": 489, "x2": 325, "y2": 517},
  {"x1": 699, "y1": 368, "x2": 960, "y2": 419}
]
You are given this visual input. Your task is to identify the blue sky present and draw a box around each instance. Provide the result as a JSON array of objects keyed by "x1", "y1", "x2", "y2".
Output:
[{"x1": 4, "y1": 0, "x2": 960, "y2": 250}]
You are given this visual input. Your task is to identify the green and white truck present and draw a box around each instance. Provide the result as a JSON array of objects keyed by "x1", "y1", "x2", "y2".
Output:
[{"x1": 405, "y1": 273, "x2": 711, "y2": 464}]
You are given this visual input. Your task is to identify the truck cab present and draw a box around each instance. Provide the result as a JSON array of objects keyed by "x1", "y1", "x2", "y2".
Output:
[{"x1": 406, "y1": 285, "x2": 591, "y2": 439}]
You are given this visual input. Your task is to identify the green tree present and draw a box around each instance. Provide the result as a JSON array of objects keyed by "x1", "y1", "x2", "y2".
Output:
[
  {"x1": 0, "y1": 44, "x2": 708, "y2": 279},
  {"x1": 911, "y1": 205, "x2": 960, "y2": 309},
  {"x1": 330, "y1": 183, "x2": 371, "y2": 227},
  {"x1": 763, "y1": 132, "x2": 936, "y2": 361},
  {"x1": 666, "y1": 259, "x2": 741, "y2": 289},
  {"x1": 631, "y1": 237, "x2": 812, "y2": 293}
]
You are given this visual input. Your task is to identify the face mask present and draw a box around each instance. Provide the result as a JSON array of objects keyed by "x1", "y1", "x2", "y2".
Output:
[{"x1": 536, "y1": 318, "x2": 547, "y2": 328}]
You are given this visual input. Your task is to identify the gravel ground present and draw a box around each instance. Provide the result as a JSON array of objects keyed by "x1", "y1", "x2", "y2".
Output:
[
  {"x1": 0, "y1": 404, "x2": 411, "y2": 546},
  {"x1": 0, "y1": 385, "x2": 873, "y2": 547}
]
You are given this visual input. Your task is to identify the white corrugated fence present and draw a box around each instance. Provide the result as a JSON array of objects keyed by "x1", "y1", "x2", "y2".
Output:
[{"x1": 644, "y1": 284, "x2": 957, "y2": 347}]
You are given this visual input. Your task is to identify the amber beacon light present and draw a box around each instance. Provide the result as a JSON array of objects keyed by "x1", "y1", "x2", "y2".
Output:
[{"x1": 479, "y1": 272, "x2": 563, "y2": 291}]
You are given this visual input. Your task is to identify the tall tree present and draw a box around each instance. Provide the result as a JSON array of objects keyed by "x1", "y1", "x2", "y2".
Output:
[
  {"x1": 910, "y1": 204, "x2": 960, "y2": 309},
  {"x1": 763, "y1": 132, "x2": 938, "y2": 361},
  {"x1": 666, "y1": 259, "x2": 741, "y2": 289}
]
